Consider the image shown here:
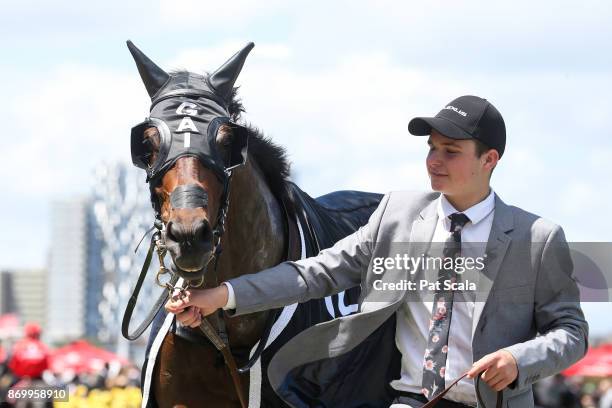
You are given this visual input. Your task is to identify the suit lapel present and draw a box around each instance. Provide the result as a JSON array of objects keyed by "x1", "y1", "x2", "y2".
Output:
[
  {"x1": 472, "y1": 194, "x2": 514, "y2": 338},
  {"x1": 404, "y1": 200, "x2": 439, "y2": 291}
]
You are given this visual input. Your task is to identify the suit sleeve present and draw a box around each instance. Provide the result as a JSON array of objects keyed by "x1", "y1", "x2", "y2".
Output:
[
  {"x1": 226, "y1": 193, "x2": 391, "y2": 316},
  {"x1": 503, "y1": 226, "x2": 589, "y2": 389}
]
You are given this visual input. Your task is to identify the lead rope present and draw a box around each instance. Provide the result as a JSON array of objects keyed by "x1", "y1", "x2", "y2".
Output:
[
  {"x1": 122, "y1": 217, "x2": 179, "y2": 341},
  {"x1": 171, "y1": 169, "x2": 248, "y2": 408},
  {"x1": 194, "y1": 250, "x2": 248, "y2": 408},
  {"x1": 164, "y1": 253, "x2": 247, "y2": 408},
  {"x1": 203, "y1": 170, "x2": 248, "y2": 408},
  {"x1": 421, "y1": 372, "x2": 502, "y2": 408},
  {"x1": 127, "y1": 167, "x2": 247, "y2": 408}
]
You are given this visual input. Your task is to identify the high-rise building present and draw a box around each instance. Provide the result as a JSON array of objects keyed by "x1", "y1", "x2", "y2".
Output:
[
  {"x1": 0, "y1": 270, "x2": 15, "y2": 315},
  {"x1": 46, "y1": 162, "x2": 160, "y2": 361},
  {"x1": 9, "y1": 269, "x2": 47, "y2": 328},
  {"x1": 1, "y1": 269, "x2": 46, "y2": 341},
  {"x1": 47, "y1": 198, "x2": 88, "y2": 342},
  {"x1": 89, "y1": 162, "x2": 159, "y2": 361}
]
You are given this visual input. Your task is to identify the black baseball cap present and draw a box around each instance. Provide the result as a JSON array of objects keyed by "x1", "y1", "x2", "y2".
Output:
[{"x1": 408, "y1": 95, "x2": 506, "y2": 158}]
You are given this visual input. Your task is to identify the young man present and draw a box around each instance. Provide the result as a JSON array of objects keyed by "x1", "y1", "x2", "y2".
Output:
[{"x1": 166, "y1": 96, "x2": 588, "y2": 408}]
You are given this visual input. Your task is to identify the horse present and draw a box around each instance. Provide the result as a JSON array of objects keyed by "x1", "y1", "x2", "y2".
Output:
[{"x1": 122, "y1": 41, "x2": 385, "y2": 408}]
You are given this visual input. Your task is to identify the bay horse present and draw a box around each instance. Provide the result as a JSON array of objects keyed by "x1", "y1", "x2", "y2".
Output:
[{"x1": 123, "y1": 41, "x2": 383, "y2": 408}]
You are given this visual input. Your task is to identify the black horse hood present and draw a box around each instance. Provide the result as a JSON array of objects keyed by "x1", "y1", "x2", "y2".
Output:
[{"x1": 127, "y1": 40, "x2": 252, "y2": 182}]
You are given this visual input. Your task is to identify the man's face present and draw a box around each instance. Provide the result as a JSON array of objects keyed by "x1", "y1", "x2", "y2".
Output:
[{"x1": 426, "y1": 130, "x2": 490, "y2": 197}]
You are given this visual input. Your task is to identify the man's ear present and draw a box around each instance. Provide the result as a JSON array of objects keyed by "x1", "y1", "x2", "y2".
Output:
[{"x1": 483, "y1": 149, "x2": 499, "y2": 173}]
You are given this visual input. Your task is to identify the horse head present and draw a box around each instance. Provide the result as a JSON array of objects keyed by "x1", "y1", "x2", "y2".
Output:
[{"x1": 127, "y1": 40, "x2": 253, "y2": 282}]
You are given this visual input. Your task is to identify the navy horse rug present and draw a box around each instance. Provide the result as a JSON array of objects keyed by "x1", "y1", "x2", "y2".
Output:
[{"x1": 140, "y1": 184, "x2": 402, "y2": 407}]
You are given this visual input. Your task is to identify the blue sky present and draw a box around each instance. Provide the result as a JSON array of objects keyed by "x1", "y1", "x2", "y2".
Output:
[{"x1": 1, "y1": 0, "x2": 610, "y2": 335}]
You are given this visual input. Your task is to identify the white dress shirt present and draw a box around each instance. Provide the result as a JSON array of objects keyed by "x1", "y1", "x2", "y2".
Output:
[
  {"x1": 223, "y1": 281, "x2": 236, "y2": 310},
  {"x1": 390, "y1": 189, "x2": 495, "y2": 405}
]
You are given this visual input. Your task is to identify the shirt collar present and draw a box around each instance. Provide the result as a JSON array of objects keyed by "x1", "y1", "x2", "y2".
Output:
[{"x1": 437, "y1": 188, "x2": 496, "y2": 227}]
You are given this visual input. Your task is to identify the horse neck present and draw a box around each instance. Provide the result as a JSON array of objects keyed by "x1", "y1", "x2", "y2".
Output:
[{"x1": 214, "y1": 158, "x2": 286, "y2": 284}]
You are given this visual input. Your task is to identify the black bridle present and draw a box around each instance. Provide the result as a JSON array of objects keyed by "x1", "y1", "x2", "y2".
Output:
[
  {"x1": 121, "y1": 165, "x2": 253, "y2": 408},
  {"x1": 124, "y1": 40, "x2": 262, "y2": 408},
  {"x1": 121, "y1": 162, "x2": 232, "y2": 341}
]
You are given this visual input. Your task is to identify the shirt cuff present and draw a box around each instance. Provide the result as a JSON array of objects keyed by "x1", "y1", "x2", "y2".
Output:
[{"x1": 222, "y1": 282, "x2": 236, "y2": 310}]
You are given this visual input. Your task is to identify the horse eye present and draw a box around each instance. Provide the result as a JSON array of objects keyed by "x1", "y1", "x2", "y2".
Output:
[
  {"x1": 139, "y1": 136, "x2": 158, "y2": 165},
  {"x1": 216, "y1": 131, "x2": 232, "y2": 147}
]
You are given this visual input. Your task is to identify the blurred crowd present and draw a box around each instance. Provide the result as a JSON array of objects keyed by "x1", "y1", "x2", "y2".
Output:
[
  {"x1": 1, "y1": 323, "x2": 611, "y2": 407},
  {"x1": 0, "y1": 323, "x2": 141, "y2": 407},
  {"x1": 534, "y1": 374, "x2": 612, "y2": 408}
]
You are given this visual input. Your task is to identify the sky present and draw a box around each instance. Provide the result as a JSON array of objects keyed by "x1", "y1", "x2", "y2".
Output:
[{"x1": 1, "y1": 1, "x2": 611, "y2": 335}]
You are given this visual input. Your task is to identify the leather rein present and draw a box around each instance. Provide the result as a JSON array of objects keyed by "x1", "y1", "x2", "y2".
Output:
[{"x1": 421, "y1": 372, "x2": 503, "y2": 408}]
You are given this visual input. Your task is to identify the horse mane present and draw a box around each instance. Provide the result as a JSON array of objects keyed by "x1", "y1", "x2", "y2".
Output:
[
  {"x1": 166, "y1": 70, "x2": 293, "y2": 207},
  {"x1": 226, "y1": 87, "x2": 293, "y2": 205}
]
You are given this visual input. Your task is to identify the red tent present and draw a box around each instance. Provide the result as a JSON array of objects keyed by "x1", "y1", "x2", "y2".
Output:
[
  {"x1": 0, "y1": 314, "x2": 20, "y2": 338},
  {"x1": 563, "y1": 343, "x2": 612, "y2": 377},
  {"x1": 49, "y1": 340, "x2": 130, "y2": 374}
]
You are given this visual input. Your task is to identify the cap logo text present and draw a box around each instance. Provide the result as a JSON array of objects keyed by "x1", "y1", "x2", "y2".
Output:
[{"x1": 444, "y1": 105, "x2": 467, "y2": 117}]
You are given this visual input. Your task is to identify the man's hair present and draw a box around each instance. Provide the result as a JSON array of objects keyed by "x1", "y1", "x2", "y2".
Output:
[
  {"x1": 474, "y1": 139, "x2": 492, "y2": 157},
  {"x1": 474, "y1": 139, "x2": 496, "y2": 177}
]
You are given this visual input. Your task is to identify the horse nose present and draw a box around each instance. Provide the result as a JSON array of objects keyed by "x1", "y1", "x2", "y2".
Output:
[
  {"x1": 165, "y1": 219, "x2": 214, "y2": 272},
  {"x1": 166, "y1": 220, "x2": 212, "y2": 246},
  {"x1": 193, "y1": 220, "x2": 213, "y2": 243}
]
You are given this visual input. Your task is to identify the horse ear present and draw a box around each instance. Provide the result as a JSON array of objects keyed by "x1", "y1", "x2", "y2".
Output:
[
  {"x1": 209, "y1": 42, "x2": 255, "y2": 100},
  {"x1": 226, "y1": 124, "x2": 249, "y2": 170},
  {"x1": 126, "y1": 40, "x2": 170, "y2": 98}
]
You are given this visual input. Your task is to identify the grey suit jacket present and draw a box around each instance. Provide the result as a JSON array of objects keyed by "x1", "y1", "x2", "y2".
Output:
[{"x1": 228, "y1": 191, "x2": 588, "y2": 408}]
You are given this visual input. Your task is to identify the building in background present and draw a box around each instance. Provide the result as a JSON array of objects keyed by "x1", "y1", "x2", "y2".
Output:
[
  {"x1": 8, "y1": 269, "x2": 47, "y2": 328},
  {"x1": 47, "y1": 198, "x2": 88, "y2": 343},
  {"x1": 0, "y1": 271, "x2": 15, "y2": 315},
  {"x1": 0, "y1": 269, "x2": 46, "y2": 341},
  {"x1": 88, "y1": 162, "x2": 158, "y2": 361},
  {"x1": 43, "y1": 162, "x2": 158, "y2": 362},
  {"x1": 85, "y1": 201, "x2": 105, "y2": 345}
]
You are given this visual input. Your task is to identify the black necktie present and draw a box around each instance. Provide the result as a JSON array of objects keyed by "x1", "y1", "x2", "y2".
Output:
[{"x1": 421, "y1": 212, "x2": 471, "y2": 400}]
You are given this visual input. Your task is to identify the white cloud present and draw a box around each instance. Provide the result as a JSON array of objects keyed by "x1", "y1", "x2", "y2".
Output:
[
  {"x1": 169, "y1": 42, "x2": 292, "y2": 74},
  {"x1": 344, "y1": 161, "x2": 430, "y2": 195},
  {"x1": 559, "y1": 180, "x2": 597, "y2": 215},
  {"x1": 158, "y1": 0, "x2": 287, "y2": 26},
  {"x1": 235, "y1": 49, "x2": 464, "y2": 183},
  {"x1": 4, "y1": 63, "x2": 148, "y2": 198},
  {"x1": 589, "y1": 147, "x2": 612, "y2": 169},
  {"x1": 9, "y1": 38, "x2": 607, "y2": 215}
]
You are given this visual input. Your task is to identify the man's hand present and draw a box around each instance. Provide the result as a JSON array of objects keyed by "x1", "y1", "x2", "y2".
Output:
[
  {"x1": 164, "y1": 285, "x2": 229, "y2": 328},
  {"x1": 467, "y1": 350, "x2": 518, "y2": 392}
]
